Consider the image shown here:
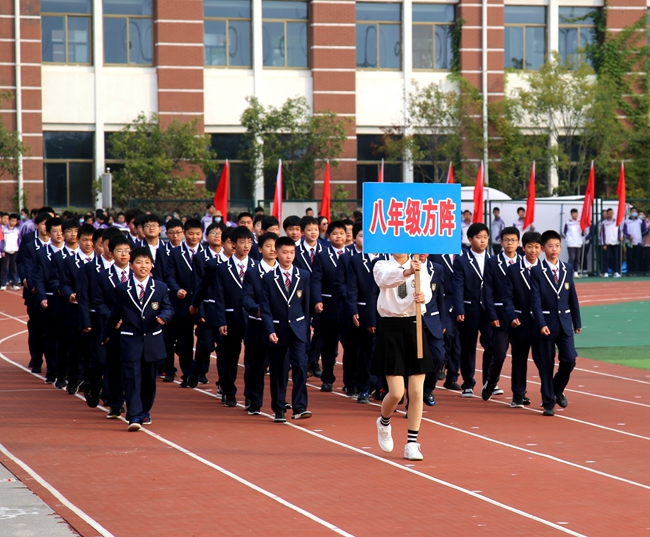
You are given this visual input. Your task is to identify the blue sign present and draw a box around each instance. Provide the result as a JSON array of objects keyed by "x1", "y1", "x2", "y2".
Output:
[{"x1": 363, "y1": 182, "x2": 462, "y2": 254}]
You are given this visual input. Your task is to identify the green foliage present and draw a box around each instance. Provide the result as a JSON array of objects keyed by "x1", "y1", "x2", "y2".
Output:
[
  {"x1": 240, "y1": 96, "x2": 350, "y2": 200},
  {"x1": 107, "y1": 113, "x2": 216, "y2": 209},
  {"x1": 0, "y1": 90, "x2": 27, "y2": 178},
  {"x1": 450, "y1": 17, "x2": 464, "y2": 75},
  {"x1": 331, "y1": 185, "x2": 351, "y2": 219}
]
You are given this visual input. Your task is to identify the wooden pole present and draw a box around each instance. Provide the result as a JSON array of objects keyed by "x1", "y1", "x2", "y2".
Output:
[{"x1": 414, "y1": 262, "x2": 423, "y2": 359}]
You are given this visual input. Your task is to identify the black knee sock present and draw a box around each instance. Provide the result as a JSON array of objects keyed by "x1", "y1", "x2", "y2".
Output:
[
  {"x1": 407, "y1": 429, "x2": 419, "y2": 443},
  {"x1": 380, "y1": 415, "x2": 391, "y2": 427}
]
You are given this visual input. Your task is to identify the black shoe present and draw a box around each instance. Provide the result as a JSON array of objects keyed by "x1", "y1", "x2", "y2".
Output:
[
  {"x1": 284, "y1": 401, "x2": 292, "y2": 410},
  {"x1": 309, "y1": 362, "x2": 322, "y2": 378},
  {"x1": 345, "y1": 388, "x2": 358, "y2": 398},
  {"x1": 44, "y1": 377, "x2": 55, "y2": 385},
  {"x1": 31, "y1": 366, "x2": 42, "y2": 374},
  {"x1": 106, "y1": 408, "x2": 122, "y2": 419},
  {"x1": 85, "y1": 391, "x2": 99, "y2": 408},
  {"x1": 436, "y1": 369, "x2": 446, "y2": 381},
  {"x1": 224, "y1": 395, "x2": 237, "y2": 407},
  {"x1": 274, "y1": 410, "x2": 286, "y2": 423},
  {"x1": 510, "y1": 394, "x2": 525, "y2": 408},
  {"x1": 357, "y1": 392, "x2": 370, "y2": 404},
  {"x1": 187, "y1": 373, "x2": 199, "y2": 389},
  {"x1": 543, "y1": 405, "x2": 555, "y2": 416},
  {"x1": 424, "y1": 392, "x2": 436, "y2": 406},
  {"x1": 443, "y1": 380, "x2": 462, "y2": 391},
  {"x1": 292, "y1": 409, "x2": 312, "y2": 420},
  {"x1": 522, "y1": 396, "x2": 531, "y2": 406},
  {"x1": 320, "y1": 383, "x2": 332, "y2": 392},
  {"x1": 248, "y1": 407, "x2": 261, "y2": 415},
  {"x1": 179, "y1": 379, "x2": 189, "y2": 388},
  {"x1": 198, "y1": 374, "x2": 208, "y2": 384},
  {"x1": 481, "y1": 382, "x2": 496, "y2": 401},
  {"x1": 555, "y1": 393, "x2": 568, "y2": 408},
  {"x1": 66, "y1": 380, "x2": 82, "y2": 395},
  {"x1": 163, "y1": 374, "x2": 175, "y2": 383}
]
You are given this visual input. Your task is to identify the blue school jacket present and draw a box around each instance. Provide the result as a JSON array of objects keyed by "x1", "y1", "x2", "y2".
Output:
[
  {"x1": 484, "y1": 253, "x2": 521, "y2": 329},
  {"x1": 423, "y1": 259, "x2": 446, "y2": 339},
  {"x1": 451, "y1": 250, "x2": 491, "y2": 331},
  {"x1": 345, "y1": 252, "x2": 379, "y2": 330},
  {"x1": 503, "y1": 258, "x2": 536, "y2": 339},
  {"x1": 311, "y1": 246, "x2": 346, "y2": 323}
]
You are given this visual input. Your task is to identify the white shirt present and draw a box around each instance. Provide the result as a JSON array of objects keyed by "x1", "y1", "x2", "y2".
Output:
[
  {"x1": 502, "y1": 252, "x2": 517, "y2": 267},
  {"x1": 523, "y1": 258, "x2": 538, "y2": 270},
  {"x1": 100, "y1": 255, "x2": 114, "y2": 270},
  {"x1": 217, "y1": 251, "x2": 229, "y2": 263},
  {"x1": 78, "y1": 252, "x2": 94, "y2": 263},
  {"x1": 461, "y1": 220, "x2": 471, "y2": 246},
  {"x1": 471, "y1": 250, "x2": 486, "y2": 274},
  {"x1": 260, "y1": 259, "x2": 277, "y2": 273},
  {"x1": 50, "y1": 243, "x2": 63, "y2": 253},
  {"x1": 147, "y1": 240, "x2": 159, "y2": 262},
  {"x1": 133, "y1": 274, "x2": 150, "y2": 295},
  {"x1": 65, "y1": 246, "x2": 79, "y2": 257},
  {"x1": 373, "y1": 256, "x2": 432, "y2": 317}
]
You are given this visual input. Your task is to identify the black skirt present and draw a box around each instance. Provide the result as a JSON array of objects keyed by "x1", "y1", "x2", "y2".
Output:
[{"x1": 371, "y1": 316, "x2": 433, "y2": 377}]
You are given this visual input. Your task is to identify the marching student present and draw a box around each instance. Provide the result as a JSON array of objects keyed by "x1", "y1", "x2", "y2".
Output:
[
  {"x1": 421, "y1": 255, "x2": 446, "y2": 406},
  {"x1": 452, "y1": 223, "x2": 494, "y2": 397},
  {"x1": 311, "y1": 220, "x2": 348, "y2": 392},
  {"x1": 213, "y1": 226, "x2": 255, "y2": 406},
  {"x1": 283, "y1": 215, "x2": 303, "y2": 245},
  {"x1": 261, "y1": 216, "x2": 280, "y2": 235},
  {"x1": 164, "y1": 218, "x2": 204, "y2": 386},
  {"x1": 373, "y1": 254, "x2": 433, "y2": 461},
  {"x1": 101, "y1": 247, "x2": 174, "y2": 431},
  {"x1": 482, "y1": 226, "x2": 521, "y2": 401},
  {"x1": 164, "y1": 218, "x2": 185, "y2": 249},
  {"x1": 342, "y1": 218, "x2": 355, "y2": 251},
  {"x1": 240, "y1": 232, "x2": 279, "y2": 415},
  {"x1": 530, "y1": 230, "x2": 582, "y2": 416},
  {"x1": 139, "y1": 213, "x2": 167, "y2": 281},
  {"x1": 237, "y1": 212, "x2": 259, "y2": 260},
  {"x1": 260, "y1": 236, "x2": 312, "y2": 422},
  {"x1": 124, "y1": 208, "x2": 144, "y2": 245},
  {"x1": 502, "y1": 231, "x2": 542, "y2": 408}
]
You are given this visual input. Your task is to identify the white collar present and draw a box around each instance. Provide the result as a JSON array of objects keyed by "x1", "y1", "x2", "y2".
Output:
[
  {"x1": 234, "y1": 255, "x2": 249, "y2": 267},
  {"x1": 546, "y1": 260, "x2": 560, "y2": 271},
  {"x1": 281, "y1": 265, "x2": 294, "y2": 276},
  {"x1": 502, "y1": 252, "x2": 517, "y2": 264},
  {"x1": 471, "y1": 250, "x2": 485, "y2": 259},
  {"x1": 133, "y1": 274, "x2": 150, "y2": 289},
  {"x1": 100, "y1": 255, "x2": 114, "y2": 269},
  {"x1": 79, "y1": 251, "x2": 94, "y2": 262},
  {"x1": 50, "y1": 243, "x2": 63, "y2": 252},
  {"x1": 261, "y1": 259, "x2": 277, "y2": 273},
  {"x1": 147, "y1": 240, "x2": 159, "y2": 250},
  {"x1": 354, "y1": 246, "x2": 362, "y2": 255},
  {"x1": 218, "y1": 251, "x2": 229, "y2": 262},
  {"x1": 65, "y1": 246, "x2": 79, "y2": 255},
  {"x1": 524, "y1": 258, "x2": 538, "y2": 269}
]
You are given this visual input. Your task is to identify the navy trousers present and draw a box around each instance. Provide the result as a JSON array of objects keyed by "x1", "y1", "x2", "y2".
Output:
[
  {"x1": 268, "y1": 335, "x2": 308, "y2": 413},
  {"x1": 122, "y1": 356, "x2": 159, "y2": 421},
  {"x1": 458, "y1": 314, "x2": 493, "y2": 390},
  {"x1": 532, "y1": 331, "x2": 577, "y2": 407}
]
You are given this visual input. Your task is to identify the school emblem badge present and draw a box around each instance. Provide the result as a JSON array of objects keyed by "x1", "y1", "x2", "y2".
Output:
[
  {"x1": 151, "y1": 302, "x2": 160, "y2": 311},
  {"x1": 297, "y1": 290, "x2": 303, "y2": 298},
  {"x1": 564, "y1": 283, "x2": 570, "y2": 291},
  {"x1": 431, "y1": 283, "x2": 437, "y2": 292}
]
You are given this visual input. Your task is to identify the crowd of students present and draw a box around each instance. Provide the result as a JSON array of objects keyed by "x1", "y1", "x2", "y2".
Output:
[{"x1": 3, "y1": 203, "x2": 586, "y2": 462}]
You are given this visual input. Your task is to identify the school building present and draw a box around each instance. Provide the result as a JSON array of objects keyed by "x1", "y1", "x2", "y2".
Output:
[{"x1": 0, "y1": 0, "x2": 647, "y2": 209}]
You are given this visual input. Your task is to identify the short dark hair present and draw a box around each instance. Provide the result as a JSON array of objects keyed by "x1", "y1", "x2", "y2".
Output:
[
  {"x1": 352, "y1": 222, "x2": 363, "y2": 238},
  {"x1": 109, "y1": 235, "x2": 131, "y2": 253},
  {"x1": 102, "y1": 226, "x2": 124, "y2": 242},
  {"x1": 165, "y1": 218, "x2": 183, "y2": 231},
  {"x1": 124, "y1": 208, "x2": 144, "y2": 224},
  {"x1": 9, "y1": 213, "x2": 19, "y2": 220},
  {"x1": 259, "y1": 232, "x2": 278, "y2": 248},
  {"x1": 130, "y1": 246, "x2": 154, "y2": 264},
  {"x1": 522, "y1": 231, "x2": 542, "y2": 246},
  {"x1": 183, "y1": 218, "x2": 203, "y2": 231},
  {"x1": 45, "y1": 217, "x2": 63, "y2": 233},
  {"x1": 342, "y1": 218, "x2": 353, "y2": 228},
  {"x1": 39, "y1": 206, "x2": 55, "y2": 215},
  {"x1": 541, "y1": 230, "x2": 562, "y2": 245},
  {"x1": 62, "y1": 219, "x2": 79, "y2": 232},
  {"x1": 35, "y1": 212, "x2": 51, "y2": 225},
  {"x1": 493, "y1": 207, "x2": 500, "y2": 212},
  {"x1": 237, "y1": 212, "x2": 253, "y2": 222},
  {"x1": 305, "y1": 207, "x2": 313, "y2": 213},
  {"x1": 133, "y1": 214, "x2": 147, "y2": 229},
  {"x1": 229, "y1": 225, "x2": 253, "y2": 242},
  {"x1": 141, "y1": 213, "x2": 160, "y2": 226},
  {"x1": 327, "y1": 220, "x2": 347, "y2": 235},
  {"x1": 261, "y1": 216, "x2": 279, "y2": 231},
  {"x1": 253, "y1": 214, "x2": 265, "y2": 225},
  {"x1": 78, "y1": 223, "x2": 96, "y2": 238},
  {"x1": 92, "y1": 228, "x2": 104, "y2": 243},
  {"x1": 283, "y1": 215, "x2": 302, "y2": 230},
  {"x1": 352, "y1": 210, "x2": 363, "y2": 221},
  {"x1": 517, "y1": 206, "x2": 525, "y2": 213},
  {"x1": 206, "y1": 222, "x2": 226, "y2": 235},
  {"x1": 206, "y1": 202, "x2": 215, "y2": 210},
  {"x1": 606, "y1": 208, "x2": 614, "y2": 212},
  {"x1": 254, "y1": 206, "x2": 264, "y2": 214},
  {"x1": 462, "y1": 209, "x2": 472, "y2": 215},
  {"x1": 221, "y1": 227, "x2": 233, "y2": 243},
  {"x1": 570, "y1": 208, "x2": 578, "y2": 214},
  {"x1": 467, "y1": 222, "x2": 489, "y2": 239},
  {"x1": 275, "y1": 236, "x2": 296, "y2": 250},
  {"x1": 300, "y1": 216, "x2": 318, "y2": 230},
  {"x1": 500, "y1": 226, "x2": 520, "y2": 240}
]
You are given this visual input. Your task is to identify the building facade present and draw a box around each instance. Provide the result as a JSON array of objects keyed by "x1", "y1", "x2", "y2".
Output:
[{"x1": 0, "y1": 0, "x2": 647, "y2": 209}]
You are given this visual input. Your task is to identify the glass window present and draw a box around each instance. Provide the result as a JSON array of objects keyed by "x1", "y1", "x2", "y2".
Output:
[
  {"x1": 44, "y1": 132, "x2": 94, "y2": 160},
  {"x1": 204, "y1": 0, "x2": 252, "y2": 67},
  {"x1": 356, "y1": 3, "x2": 401, "y2": 70},
  {"x1": 412, "y1": 4, "x2": 454, "y2": 70},
  {"x1": 103, "y1": 0, "x2": 153, "y2": 65},
  {"x1": 262, "y1": 1, "x2": 308, "y2": 68},
  {"x1": 504, "y1": 6, "x2": 545, "y2": 70},
  {"x1": 559, "y1": 7, "x2": 596, "y2": 68},
  {"x1": 41, "y1": 0, "x2": 92, "y2": 64}
]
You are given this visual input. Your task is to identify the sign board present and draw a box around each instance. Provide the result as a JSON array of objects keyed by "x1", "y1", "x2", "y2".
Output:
[{"x1": 363, "y1": 183, "x2": 462, "y2": 254}]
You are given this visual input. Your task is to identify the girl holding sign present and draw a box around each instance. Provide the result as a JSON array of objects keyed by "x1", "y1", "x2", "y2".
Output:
[{"x1": 372, "y1": 254, "x2": 433, "y2": 461}]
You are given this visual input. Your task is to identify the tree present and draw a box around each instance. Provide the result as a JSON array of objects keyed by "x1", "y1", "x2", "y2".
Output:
[
  {"x1": 0, "y1": 90, "x2": 27, "y2": 179},
  {"x1": 240, "y1": 96, "x2": 349, "y2": 199},
  {"x1": 380, "y1": 78, "x2": 484, "y2": 184},
  {"x1": 107, "y1": 113, "x2": 216, "y2": 209}
]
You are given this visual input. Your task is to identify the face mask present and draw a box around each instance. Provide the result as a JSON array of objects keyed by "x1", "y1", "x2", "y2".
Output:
[
  {"x1": 631, "y1": 213, "x2": 638, "y2": 218},
  {"x1": 214, "y1": 217, "x2": 222, "y2": 223},
  {"x1": 20, "y1": 215, "x2": 26, "y2": 220}
]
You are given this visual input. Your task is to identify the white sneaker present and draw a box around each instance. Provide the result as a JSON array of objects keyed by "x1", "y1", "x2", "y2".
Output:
[
  {"x1": 376, "y1": 417, "x2": 394, "y2": 453},
  {"x1": 614, "y1": 272, "x2": 621, "y2": 278},
  {"x1": 493, "y1": 386, "x2": 504, "y2": 396},
  {"x1": 603, "y1": 273, "x2": 609, "y2": 278},
  {"x1": 12, "y1": 285, "x2": 20, "y2": 290},
  {"x1": 461, "y1": 388, "x2": 474, "y2": 398},
  {"x1": 574, "y1": 273, "x2": 581, "y2": 278},
  {"x1": 0, "y1": 286, "x2": 6, "y2": 291},
  {"x1": 404, "y1": 443, "x2": 424, "y2": 461}
]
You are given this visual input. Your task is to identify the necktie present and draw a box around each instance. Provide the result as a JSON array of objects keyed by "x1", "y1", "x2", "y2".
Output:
[
  {"x1": 508, "y1": 259, "x2": 514, "y2": 265},
  {"x1": 397, "y1": 281, "x2": 407, "y2": 299},
  {"x1": 284, "y1": 271, "x2": 291, "y2": 292},
  {"x1": 83, "y1": 257, "x2": 89, "y2": 264},
  {"x1": 310, "y1": 248, "x2": 315, "y2": 264},
  {"x1": 337, "y1": 250, "x2": 343, "y2": 257},
  {"x1": 552, "y1": 267, "x2": 559, "y2": 284},
  {"x1": 138, "y1": 283, "x2": 145, "y2": 300},
  {"x1": 239, "y1": 263, "x2": 245, "y2": 280},
  {"x1": 120, "y1": 270, "x2": 127, "y2": 283},
  {"x1": 190, "y1": 249, "x2": 195, "y2": 261}
]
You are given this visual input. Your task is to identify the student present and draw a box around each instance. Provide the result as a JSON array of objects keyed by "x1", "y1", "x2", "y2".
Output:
[
  {"x1": 530, "y1": 230, "x2": 582, "y2": 416},
  {"x1": 283, "y1": 215, "x2": 303, "y2": 245},
  {"x1": 139, "y1": 214, "x2": 167, "y2": 282},
  {"x1": 482, "y1": 226, "x2": 521, "y2": 401},
  {"x1": 563, "y1": 209, "x2": 584, "y2": 276},
  {"x1": 124, "y1": 208, "x2": 144, "y2": 245},
  {"x1": 0, "y1": 213, "x2": 21, "y2": 290},
  {"x1": 213, "y1": 226, "x2": 255, "y2": 406},
  {"x1": 373, "y1": 254, "x2": 433, "y2": 461},
  {"x1": 238, "y1": 212, "x2": 258, "y2": 260},
  {"x1": 623, "y1": 207, "x2": 646, "y2": 276},
  {"x1": 101, "y1": 247, "x2": 174, "y2": 431},
  {"x1": 311, "y1": 220, "x2": 348, "y2": 392},
  {"x1": 260, "y1": 236, "x2": 312, "y2": 422},
  {"x1": 342, "y1": 218, "x2": 355, "y2": 250},
  {"x1": 452, "y1": 222, "x2": 494, "y2": 397},
  {"x1": 240, "y1": 232, "x2": 279, "y2": 414},
  {"x1": 460, "y1": 210, "x2": 472, "y2": 249},
  {"x1": 261, "y1": 216, "x2": 280, "y2": 235},
  {"x1": 295, "y1": 216, "x2": 322, "y2": 273},
  {"x1": 164, "y1": 218, "x2": 185, "y2": 249},
  {"x1": 600, "y1": 208, "x2": 621, "y2": 277},
  {"x1": 490, "y1": 207, "x2": 505, "y2": 255},
  {"x1": 164, "y1": 218, "x2": 204, "y2": 386}
]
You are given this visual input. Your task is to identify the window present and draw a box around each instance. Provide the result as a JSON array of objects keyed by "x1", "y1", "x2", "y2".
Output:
[
  {"x1": 41, "y1": 0, "x2": 92, "y2": 64},
  {"x1": 412, "y1": 4, "x2": 454, "y2": 70},
  {"x1": 262, "y1": 1, "x2": 308, "y2": 68},
  {"x1": 559, "y1": 7, "x2": 596, "y2": 68},
  {"x1": 103, "y1": 0, "x2": 153, "y2": 65},
  {"x1": 43, "y1": 132, "x2": 95, "y2": 208},
  {"x1": 356, "y1": 135, "x2": 402, "y2": 198},
  {"x1": 356, "y1": 3, "x2": 401, "y2": 69},
  {"x1": 207, "y1": 134, "x2": 252, "y2": 200},
  {"x1": 504, "y1": 6, "x2": 545, "y2": 70},
  {"x1": 204, "y1": 0, "x2": 252, "y2": 67}
]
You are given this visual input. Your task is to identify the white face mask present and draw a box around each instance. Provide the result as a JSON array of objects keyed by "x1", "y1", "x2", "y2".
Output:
[{"x1": 214, "y1": 217, "x2": 222, "y2": 223}]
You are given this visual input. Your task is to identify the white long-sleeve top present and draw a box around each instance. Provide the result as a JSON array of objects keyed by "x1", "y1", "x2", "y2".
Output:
[{"x1": 373, "y1": 256, "x2": 432, "y2": 318}]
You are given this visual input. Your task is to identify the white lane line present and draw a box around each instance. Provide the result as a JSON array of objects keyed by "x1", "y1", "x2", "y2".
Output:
[
  {"x1": 0, "y1": 310, "x2": 28, "y2": 324},
  {"x1": 572, "y1": 366, "x2": 650, "y2": 386},
  {"x1": 0, "y1": 443, "x2": 116, "y2": 537}
]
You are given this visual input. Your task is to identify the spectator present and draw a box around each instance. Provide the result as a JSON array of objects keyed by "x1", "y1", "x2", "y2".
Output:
[
  {"x1": 623, "y1": 207, "x2": 646, "y2": 276},
  {"x1": 305, "y1": 207, "x2": 314, "y2": 217},
  {"x1": 490, "y1": 207, "x2": 505, "y2": 255},
  {"x1": 563, "y1": 208, "x2": 585, "y2": 276},
  {"x1": 460, "y1": 210, "x2": 472, "y2": 249},
  {"x1": 600, "y1": 208, "x2": 621, "y2": 278}
]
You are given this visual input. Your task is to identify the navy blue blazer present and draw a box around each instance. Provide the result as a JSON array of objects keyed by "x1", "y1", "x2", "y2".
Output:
[
  {"x1": 484, "y1": 253, "x2": 521, "y2": 329},
  {"x1": 530, "y1": 260, "x2": 582, "y2": 338},
  {"x1": 101, "y1": 277, "x2": 174, "y2": 362},
  {"x1": 345, "y1": 252, "x2": 379, "y2": 329},
  {"x1": 165, "y1": 242, "x2": 203, "y2": 317},
  {"x1": 138, "y1": 239, "x2": 169, "y2": 282},
  {"x1": 52, "y1": 247, "x2": 79, "y2": 325},
  {"x1": 260, "y1": 265, "x2": 310, "y2": 345},
  {"x1": 76, "y1": 256, "x2": 108, "y2": 330},
  {"x1": 30, "y1": 245, "x2": 61, "y2": 307},
  {"x1": 294, "y1": 239, "x2": 322, "y2": 273},
  {"x1": 192, "y1": 255, "x2": 227, "y2": 327},
  {"x1": 311, "y1": 246, "x2": 346, "y2": 322},
  {"x1": 423, "y1": 259, "x2": 446, "y2": 339},
  {"x1": 241, "y1": 262, "x2": 276, "y2": 345},
  {"x1": 16, "y1": 233, "x2": 46, "y2": 305},
  {"x1": 192, "y1": 248, "x2": 220, "y2": 320},
  {"x1": 451, "y1": 250, "x2": 491, "y2": 330},
  {"x1": 214, "y1": 256, "x2": 257, "y2": 330},
  {"x1": 430, "y1": 254, "x2": 456, "y2": 334},
  {"x1": 504, "y1": 259, "x2": 536, "y2": 339}
]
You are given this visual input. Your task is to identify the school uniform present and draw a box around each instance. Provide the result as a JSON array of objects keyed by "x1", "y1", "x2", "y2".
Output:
[
  {"x1": 310, "y1": 246, "x2": 347, "y2": 387},
  {"x1": 139, "y1": 238, "x2": 170, "y2": 282},
  {"x1": 451, "y1": 250, "x2": 494, "y2": 392},
  {"x1": 260, "y1": 265, "x2": 311, "y2": 415},
  {"x1": 295, "y1": 240, "x2": 323, "y2": 373},
  {"x1": 101, "y1": 275, "x2": 174, "y2": 423},
  {"x1": 483, "y1": 252, "x2": 521, "y2": 389},
  {"x1": 294, "y1": 239, "x2": 322, "y2": 273},
  {"x1": 422, "y1": 259, "x2": 447, "y2": 395},
  {"x1": 530, "y1": 260, "x2": 582, "y2": 408}
]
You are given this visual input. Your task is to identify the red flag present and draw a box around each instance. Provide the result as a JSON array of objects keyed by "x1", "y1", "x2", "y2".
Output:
[
  {"x1": 580, "y1": 161, "x2": 595, "y2": 231},
  {"x1": 523, "y1": 161, "x2": 535, "y2": 230},
  {"x1": 446, "y1": 162, "x2": 454, "y2": 184},
  {"x1": 320, "y1": 161, "x2": 331, "y2": 221},
  {"x1": 213, "y1": 159, "x2": 229, "y2": 217},
  {"x1": 472, "y1": 162, "x2": 484, "y2": 223},
  {"x1": 272, "y1": 159, "x2": 283, "y2": 223},
  {"x1": 616, "y1": 161, "x2": 626, "y2": 226},
  {"x1": 378, "y1": 159, "x2": 384, "y2": 183}
]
